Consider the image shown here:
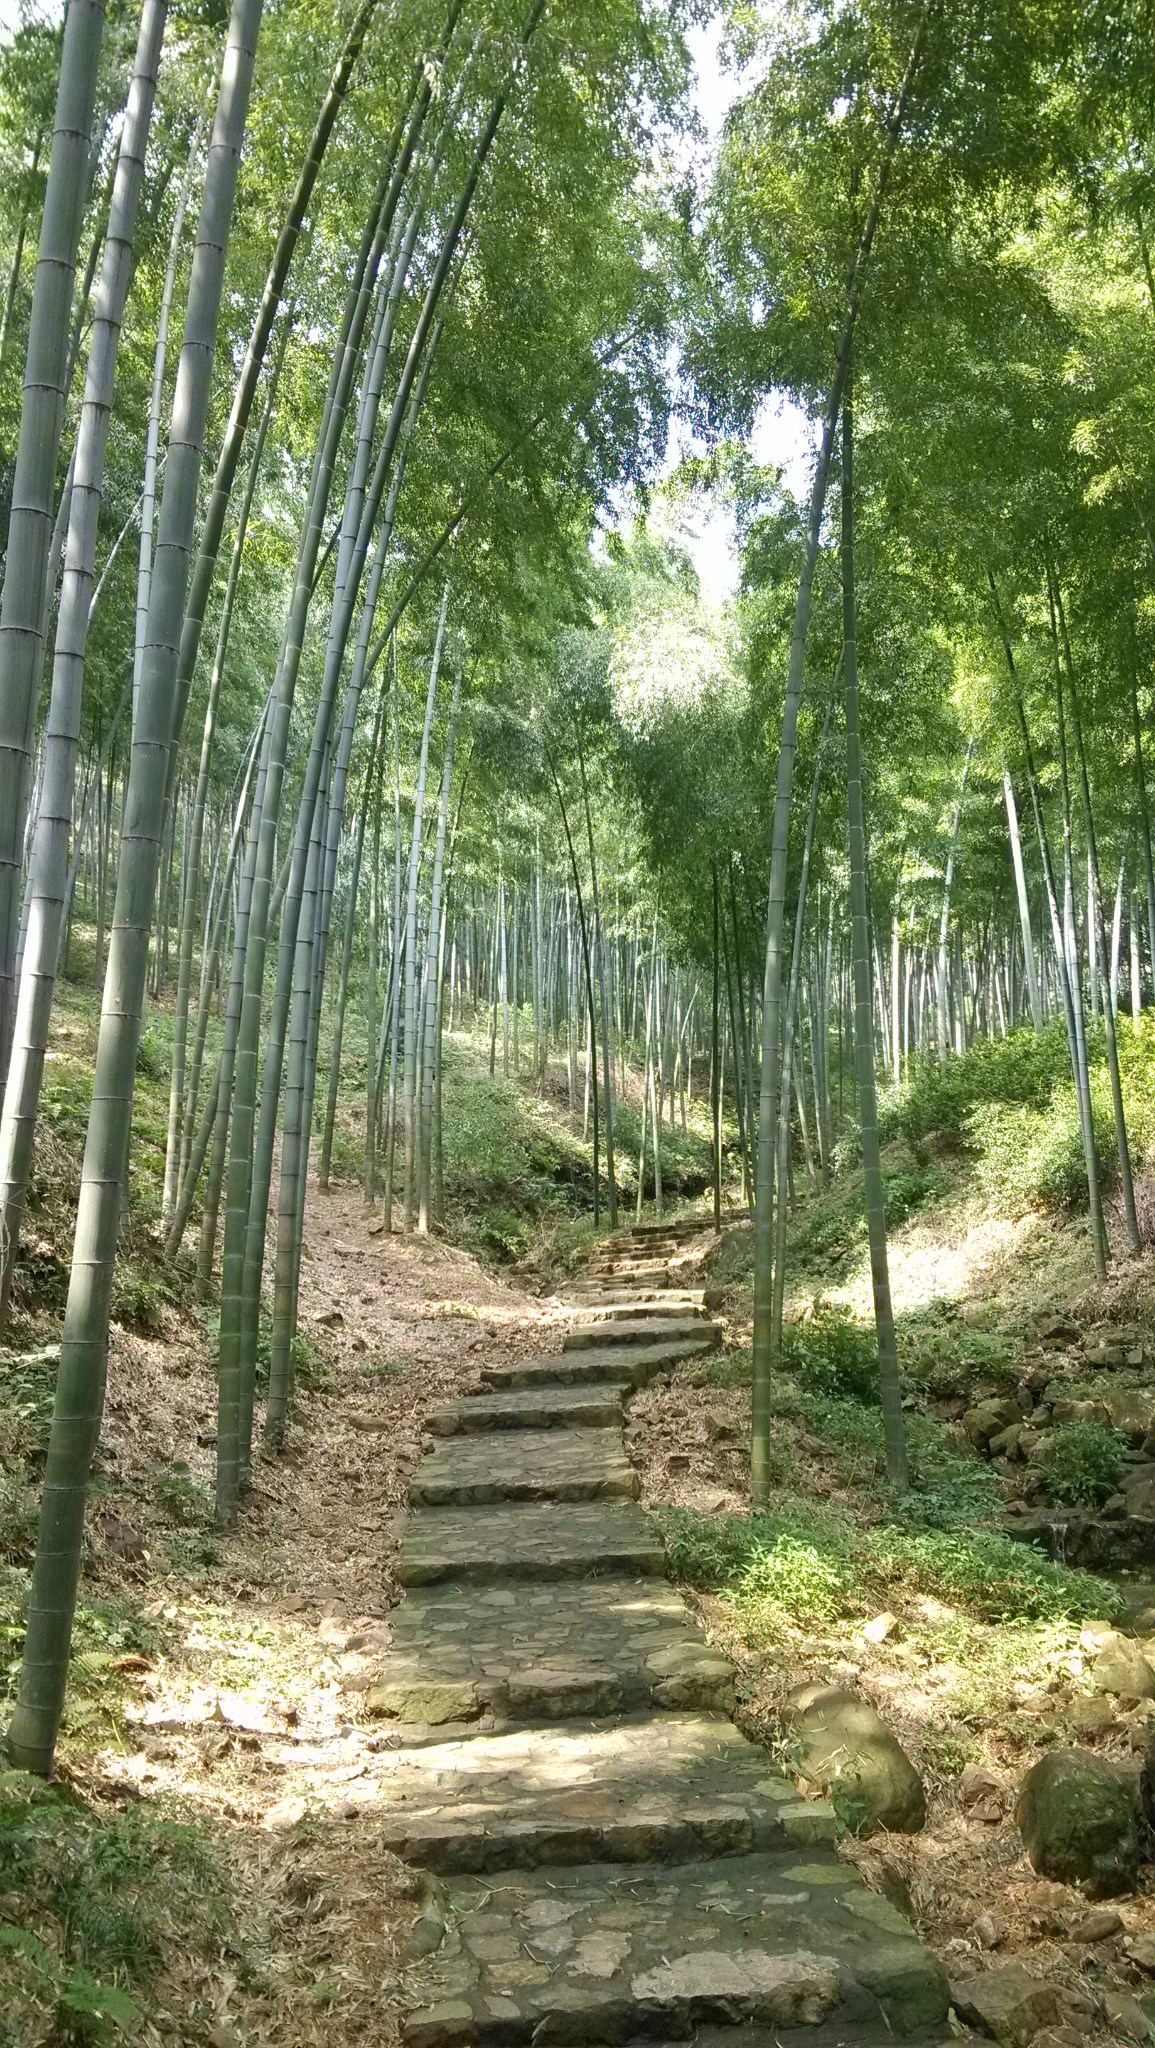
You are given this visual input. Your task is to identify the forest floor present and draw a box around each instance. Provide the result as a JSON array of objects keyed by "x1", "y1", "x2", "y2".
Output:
[
  {"x1": 1, "y1": 989, "x2": 555, "y2": 2044},
  {"x1": 628, "y1": 1172, "x2": 1155, "y2": 2044},
  {"x1": 8, "y1": 981, "x2": 1155, "y2": 2044}
]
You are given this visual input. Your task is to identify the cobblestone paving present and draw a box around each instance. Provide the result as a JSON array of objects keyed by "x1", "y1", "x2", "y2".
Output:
[
  {"x1": 478, "y1": 1336, "x2": 710, "y2": 1390},
  {"x1": 388, "y1": 1225, "x2": 949, "y2": 2045},
  {"x1": 398, "y1": 1854, "x2": 948, "y2": 2045},
  {"x1": 378, "y1": 1713, "x2": 833, "y2": 1873},
  {"x1": 410, "y1": 1428, "x2": 639, "y2": 1506},
  {"x1": 427, "y1": 1380, "x2": 629, "y2": 1434},
  {"x1": 562, "y1": 1315, "x2": 717, "y2": 1352},
  {"x1": 400, "y1": 1500, "x2": 665, "y2": 1585},
  {"x1": 372, "y1": 1575, "x2": 736, "y2": 1726}
]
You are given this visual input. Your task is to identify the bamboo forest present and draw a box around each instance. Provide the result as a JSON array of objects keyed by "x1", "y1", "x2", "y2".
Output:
[{"x1": 12, "y1": 0, "x2": 1155, "y2": 2041}]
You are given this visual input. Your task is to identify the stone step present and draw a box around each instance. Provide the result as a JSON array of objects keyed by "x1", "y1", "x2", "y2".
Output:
[
  {"x1": 369, "y1": 1576, "x2": 736, "y2": 1729},
  {"x1": 562, "y1": 1316, "x2": 719, "y2": 1353},
  {"x1": 427, "y1": 1381, "x2": 630, "y2": 1435},
  {"x1": 411, "y1": 1428, "x2": 639, "y2": 1507},
  {"x1": 399, "y1": 1500, "x2": 665, "y2": 1586},
  {"x1": 379, "y1": 1713, "x2": 833, "y2": 1874},
  {"x1": 397, "y1": 1850, "x2": 950, "y2": 2046},
  {"x1": 558, "y1": 1293, "x2": 709, "y2": 1318},
  {"x1": 480, "y1": 1337, "x2": 710, "y2": 1392},
  {"x1": 559, "y1": 1288, "x2": 708, "y2": 1311}
]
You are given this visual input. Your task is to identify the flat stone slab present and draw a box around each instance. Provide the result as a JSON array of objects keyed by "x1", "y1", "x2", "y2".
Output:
[
  {"x1": 427, "y1": 1381, "x2": 629, "y2": 1435},
  {"x1": 399, "y1": 1502, "x2": 665, "y2": 1586},
  {"x1": 379, "y1": 1713, "x2": 833, "y2": 1872},
  {"x1": 396, "y1": 1851, "x2": 950, "y2": 2045},
  {"x1": 411, "y1": 1429, "x2": 638, "y2": 1507},
  {"x1": 480, "y1": 1339, "x2": 708, "y2": 1392},
  {"x1": 563, "y1": 1316, "x2": 718, "y2": 1353},
  {"x1": 559, "y1": 1294, "x2": 708, "y2": 1318},
  {"x1": 369, "y1": 1576, "x2": 737, "y2": 1726}
]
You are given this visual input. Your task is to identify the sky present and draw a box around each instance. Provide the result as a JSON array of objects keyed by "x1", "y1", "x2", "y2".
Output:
[
  {"x1": 0, "y1": 1, "x2": 810, "y2": 602},
  {"x1": 661, "y1": 18, "x2": 814, "y2": 608}
]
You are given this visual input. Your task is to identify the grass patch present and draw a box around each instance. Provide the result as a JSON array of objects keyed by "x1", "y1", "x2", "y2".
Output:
[
  {"x1": 657, "y1": 1500, "x2": 1119, "y2": 1633},
  {"x1": 0, "y1": 1767, "x2": 230, "y2": 2045}
]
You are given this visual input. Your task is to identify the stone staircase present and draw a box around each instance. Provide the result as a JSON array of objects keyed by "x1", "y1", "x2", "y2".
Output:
[{"x1": 380, "y1": 1219, "x2": 949, "y2": 2045}]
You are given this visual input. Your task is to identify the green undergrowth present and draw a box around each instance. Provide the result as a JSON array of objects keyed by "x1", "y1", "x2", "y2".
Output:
[
  {"x1": 433, "y1": 1028, "x2": 721, "y2": 1269},
  {"x1": 7, "y1": 970, "x2": 198, "y2": 1336},
  {"x1": 0, "y1": 1767, "x2": 230, "y2": 2046},
  {"x1": 876, "y1": 1014, "x2": 1155, "y2": 1222},
  {"x1": 658, "y1": 1500, "x2": 1117, "y2": 1630}
]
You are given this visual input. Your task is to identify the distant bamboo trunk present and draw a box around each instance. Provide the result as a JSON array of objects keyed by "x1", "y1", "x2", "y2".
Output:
[
  {"x1": 842, "y1": 379, "x2": 907, "y2": 1486},
  {"x1": 0, "y1": 0, "x2": 106, "y2": 1077},
  {"x1": 749, "y1": 5, "x2": 928, "y2": 1506}
]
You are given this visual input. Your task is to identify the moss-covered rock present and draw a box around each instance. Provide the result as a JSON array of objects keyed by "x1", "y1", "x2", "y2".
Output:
[{"x1": 1016, "y1": 1749, "x2": 1140, "y2": 1898}]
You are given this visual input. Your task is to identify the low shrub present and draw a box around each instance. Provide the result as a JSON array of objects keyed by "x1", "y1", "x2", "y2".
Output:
[
  {"x1": 968, "y1": 1082, "x2": 1115, "y2": 1216},
  {"x1": 879, "y1": 1023, "x2": 1076, "y2": 1152},
  {"x1": 780, "y1": 1303, "x2": 879, "y2": 1404},
  {"x1": 1042, "y1": 1420, "x2": 1125, "y2": 1509}
]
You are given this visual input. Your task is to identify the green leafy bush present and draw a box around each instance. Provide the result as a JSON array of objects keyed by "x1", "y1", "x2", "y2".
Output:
[
  {"x1": 968, "y1": 1082, "x2": 1115, "y2": 1216},
  {"x1": 737, "y1": 1533, "x2": 851, "y2": 1624},
  {"x1": 879, "y1": 1023, "x2": 1076, "y2": 1151},
  {"x1": 0, "y1": 1774, "x2": 228, "y2": 2044},
  {"x1": 781, "y1": 1303, "x2": 879, "y2": 1404},
  {"x1": 1042, "y1": 1420, "x2": 1125, "y2": 1508}
]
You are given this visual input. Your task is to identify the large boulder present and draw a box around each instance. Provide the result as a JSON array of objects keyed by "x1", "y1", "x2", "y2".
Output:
[
  {"x1": 783, "y1": 1684, "x2": 925, "y2": 1837},
  {"x1": 1124, "y1": 1465, "x2": 1155, "y2": 1519},
  {"x1": 1016, "y1": 1749, "x2": 1140, "y2": 1898}
]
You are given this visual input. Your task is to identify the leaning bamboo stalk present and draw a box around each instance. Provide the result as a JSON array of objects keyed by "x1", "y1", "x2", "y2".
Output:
[
  {"x1": 0, "y1": 0, "x2": 166, "y2": 1323},
  {"x1": 0, "y1": 0, "x2": 106, "y2": 1077},
  {"x1": 9, "y1": 0, "x2": 263, "y2": 1778}
]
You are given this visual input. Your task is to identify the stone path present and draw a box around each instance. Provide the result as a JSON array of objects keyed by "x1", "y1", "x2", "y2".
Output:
[{"x1": 383, "y1": 1220, "x2": 949, "y2": 2044}]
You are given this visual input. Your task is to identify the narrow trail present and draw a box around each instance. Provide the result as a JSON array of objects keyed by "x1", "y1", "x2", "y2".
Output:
[{"x1": 371, "y1": 1221, "x2": 951, "y2": 2046}]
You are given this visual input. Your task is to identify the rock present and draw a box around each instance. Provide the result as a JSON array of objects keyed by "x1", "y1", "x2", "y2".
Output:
[
  {"x1": 1104, "y1": 1392, "x2": 1155, "y2": 1442},
  {"x1": 1020, "y1": 1428, "x2": 1054, "y2": 1463},
  {"x1": 262, "y1": 1796, "x2": 307, "y2": 1831},
  {"x1": 1072, "y1": 1695, "x2": 1119, "y2": 1737},
  {"x1": 973, "y1": 1910, "x2": 1006, "y2": 1950},
  {"x1": 990, "y1": 1424, "x2": 1025, "y2": 1460},
  {"x1": 1091, "y1": 1634, "x2": 1155, "y2": 1700},
  {"x1": 861, "y1": 1612, "x2": 897, "y2": 1644},
  {"x1": 783, "y1": 1683, "x2": 926, "y2": 1836},
  {"x1": 666, "y1": 1453, "x2": 691, "y2": 1471},
  {"x1": 1102, "y1": 1990, "x2": 1153, "y2": 2043},
  {"x1": 1068, "y1": 1906, "x2": 1123, "y2": 1942},
  {"x1": 1125, "y1": 1467, "x2": 1155, "y2": 1519},
  {"x1": 1050, "y1": 1398, "x2": 1112, "y2": 1427},
  {"x1": 1124, "y1": 1934, "x2": 1155, "y2": 1973},
  {"x1": 706, "y1": 1417, "x2": 739, "y2": 1444},
  {"x1": 1039, "y1": 1314, "x2": 1080, "y2": 1343},
  {"x1": 959, "y1": 1763, "x2": 1006, "y2": 1824},
  {"x1": 1032, "y1": 2031, "x2": 1084, "y2": 2048},
  {"x1": 964, "y1": 1399, "x2": 1023, "y2": 1450},
  {"x1": 1016, "y1": 1749, "x2": 1141, "y2": 1898},
  {"x1": 366, "y1": 1678, "x2": 479, "y2": 1724},
  {"x1": 951, "y1": 1963, "x2": 1061, "y2": 2047},
  {"x1": 98, "y1": 1514, "x2": 148, "y2": 1560},
  {"x1": 1104, "y1": 1494, "x2": 1129, "y2": 1519}
]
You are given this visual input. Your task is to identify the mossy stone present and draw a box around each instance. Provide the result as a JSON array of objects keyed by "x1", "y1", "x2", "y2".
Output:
[{"x1": 1016, "y1": 1748, "x2": 1140, "y2": 1898}]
